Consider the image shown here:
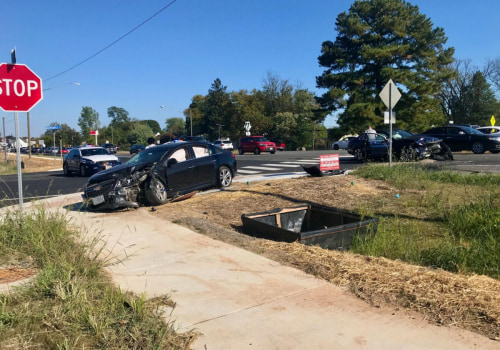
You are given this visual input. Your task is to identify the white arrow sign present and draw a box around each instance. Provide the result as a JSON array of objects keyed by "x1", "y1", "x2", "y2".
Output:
[{"x1": 379, "y1": 79, "x2": 401, "y2": 109}]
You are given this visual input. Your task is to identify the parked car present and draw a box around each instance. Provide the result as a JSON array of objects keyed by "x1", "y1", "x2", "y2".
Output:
[
  {"x1": 268, "y1": 138, "x2": 286, "y2": 151},
  {"x1": 347, "y1": 129, "x2": 453, "y2": 162},
  {"x1": 238, "y1": 136, "x2": 276, "y2": 155},
  {"x1": 476, "y1": 126, "x2": 500, "y2": 135},
  {"x1": 82, "y1": 141, "x2": 237, "y2": 211},
  {"x1": 332, "y1": 135, "x2": 358, "y2": 150},
  {"x1": 63, "y1": 146, "x2": 121, "y2": 177},
  {"x1": 101, "y1": 143, "x2": 118, "y2": 153},
  {"x1": 129, "y1": 144, "x2": 146, "y2": 154},
  {"x1": 213, "y1": 139, "x2": 234, "y2": 151},
  {"x1": 422, "y1": 125, "x2": 500, "y2": 154},
  {"x1": 186, "y1": 135, "x2": 206, "y2": 142}
]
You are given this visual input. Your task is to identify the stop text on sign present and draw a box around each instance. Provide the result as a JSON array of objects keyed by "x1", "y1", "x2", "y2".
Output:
[
  {"x1": 0, "y1": 63, "x2": 43, "y2": 112},
  {"x1": 0, "y1": 78, "x2": 40, "y2": 97}
]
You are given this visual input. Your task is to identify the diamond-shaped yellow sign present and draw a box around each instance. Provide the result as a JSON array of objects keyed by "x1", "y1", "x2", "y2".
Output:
[{"x1": 491, "y1": 115, "x2": 496, "y2": 126}]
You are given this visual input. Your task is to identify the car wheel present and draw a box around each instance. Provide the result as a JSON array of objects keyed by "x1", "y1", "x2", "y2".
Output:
[
  {"x1": 333, "y1": 144, "x2": 339, "y2": 150},
  {"x1": 472, "y1": 142, "x2": 485, "y2": 154},
  {"x1": 238, "y1": 148, "x2": 244, "y2": 155},
  {"x1": 353, "y1": 148, "x2": 365, "y2": 162},
  {"x1": 145, "y1": 177, "x2": 168, "y2": 206},
  {"x1": 254, "y1": 148, "x2": 260, "y2": 155},
  {"x1": 218, "y1": 166, "x2": 233, "y2": 187},
  {"x1": 400, "y1": 147, "x2": 416, "y2": 162},
  {"x1": 63, "y1": 163, "x2": 71, "y2": 176},
  {"x1": 270, "y1": 150, "x2": 275, "y2": 154},
  {"x1": 490, "y1": 150, "x2": 499, "y2": 154},
  {"x1": 79, "y1": 165, "x2": 87, "y2": 177}
]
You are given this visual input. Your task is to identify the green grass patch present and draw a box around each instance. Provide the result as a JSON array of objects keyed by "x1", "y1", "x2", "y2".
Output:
[
  {"x1": 0, "y1": 208, "x2": 194, "y2": 349},
  {"x1": 352, "y1": 164, "x2": 500, "y2": 279}
]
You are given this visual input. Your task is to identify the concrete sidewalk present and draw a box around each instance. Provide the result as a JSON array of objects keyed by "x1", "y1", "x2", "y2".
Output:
[{"x1": 3, "y1": 194, "x2": 498, "y2": 349}]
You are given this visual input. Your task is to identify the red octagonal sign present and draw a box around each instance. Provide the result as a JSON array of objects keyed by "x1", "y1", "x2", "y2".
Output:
[{"x1": 0, "y1": 63, "x2": 43, "y2": 112}]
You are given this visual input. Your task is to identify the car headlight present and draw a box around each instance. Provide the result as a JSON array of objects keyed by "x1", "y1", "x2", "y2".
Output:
[{"x1": 488, "y1": 137, "x2": 500, "y2": 141}]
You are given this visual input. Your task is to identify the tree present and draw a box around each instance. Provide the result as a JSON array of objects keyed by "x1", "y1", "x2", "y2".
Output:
[
  {"x1": 78, "y1": 107, "x2": 100, "y2": 141},
  {"x1": 141, "y1": 120, "x2": 161, "y2": 134},
  {"x1": 440, "y1": 60, "x2": 499, "y2": 125},
  {"x1": 107, "y1": 106, "x2": 130, "y2": 126},
  {"x1": 166, "y1": 117, "x2": 185, "y2": 136},
  {"x1": 202, "y1": 78, "x2": 231, "y2": 140},
  {"x1": 316, "y1": 0, "x2": 455, "y2": 133},
  {"x1": 126, "y1": 124, "x2": 154, "y2": 146}
]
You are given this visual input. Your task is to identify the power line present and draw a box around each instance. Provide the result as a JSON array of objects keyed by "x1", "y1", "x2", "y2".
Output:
[{"x1": 45, "y1": 0, "x2": 178, "y2": 82}]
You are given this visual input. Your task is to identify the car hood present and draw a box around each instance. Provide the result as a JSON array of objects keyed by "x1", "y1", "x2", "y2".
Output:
[
  {"x1": 404, "y1": 134, "x2": 442, "y2": 144},
  {"x1": 82, "y1": 154, "x2": 119, "y2": 162},
  {"x1": 87, "y1": 162, "x2": 151, "y2": 184}
]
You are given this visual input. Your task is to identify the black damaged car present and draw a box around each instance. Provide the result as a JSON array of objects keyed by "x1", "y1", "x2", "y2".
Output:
[
  {"x1": 347, "y1": 129, "x2": 453, "y2": 162},
  {"x1": 82, "y1": 141, "x2": 237, "y2": 211}
]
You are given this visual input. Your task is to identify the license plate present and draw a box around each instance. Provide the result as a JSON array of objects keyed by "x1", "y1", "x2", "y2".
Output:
[{"x1": 92, "y1": 195, "x2": 105, "y2": 205}]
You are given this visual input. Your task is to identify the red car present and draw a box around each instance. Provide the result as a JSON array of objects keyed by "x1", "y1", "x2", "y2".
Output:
[{"x1": 238, "y1": 136, "x2": 276, "y2": 155}]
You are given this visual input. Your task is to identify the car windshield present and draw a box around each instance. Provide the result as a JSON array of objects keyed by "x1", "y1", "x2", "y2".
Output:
[
  {"x1": 391, "y1": 130, "x2": 412, "y2": 139},
  {"x1": 127, "y1": 147, "x2": 166, "y2": 165},
  {"x1": 255, "y1": 137, "x2": 268, "y2": 142},
  {"x1": 81, "y1": 148, "x2": 110, "y2": 156}
]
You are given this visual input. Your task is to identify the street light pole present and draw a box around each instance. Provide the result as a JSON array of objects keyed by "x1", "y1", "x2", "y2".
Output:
[{"x1": 216, "y1": 124, "x2": 224, "y2": 140}]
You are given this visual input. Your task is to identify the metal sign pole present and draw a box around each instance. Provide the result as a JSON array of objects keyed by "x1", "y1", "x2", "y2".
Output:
[
  {"x1": 14, "y1": 111, "x2": 23, "y2": 211},
  {"x1": 389, "y1": 84, "x2": 393, "y2": 167}
]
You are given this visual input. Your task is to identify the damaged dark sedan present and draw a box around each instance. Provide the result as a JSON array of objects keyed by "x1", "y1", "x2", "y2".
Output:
[
  {"x1": 347, "y1": 129, "x2": 453, "y2": 162},
  {"x1": 82, "y1": 141, "x2": 237, "y2": 211}
]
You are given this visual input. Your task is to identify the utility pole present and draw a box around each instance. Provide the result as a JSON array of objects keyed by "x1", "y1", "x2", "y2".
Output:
[{"x1": 216, "y1": 124, "x2": 224, "y2": 140}]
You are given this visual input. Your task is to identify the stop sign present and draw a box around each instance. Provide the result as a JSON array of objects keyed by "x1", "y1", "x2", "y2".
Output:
[{"x1": 0, "y1": 63, "x2": 43, "y2": 112}]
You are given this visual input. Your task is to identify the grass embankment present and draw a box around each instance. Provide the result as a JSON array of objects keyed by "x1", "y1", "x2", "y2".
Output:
[
  {"x1": 352, "y1": 164, "x2": 500, "y2": 279},
  {"x1": 0, "y1": 208, "x2": 194, "y2": 349}
]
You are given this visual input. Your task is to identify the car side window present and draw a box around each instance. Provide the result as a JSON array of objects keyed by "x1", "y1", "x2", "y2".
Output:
[
  {"x1": 169, "y1": 148, "x2": 189, "y2": 163},
  {"x1": 447, "y1": 127, "x2": 461, "y2": 135},
  {"x1": 193, "y1": 145, "x2": 210, "y2": 158}
]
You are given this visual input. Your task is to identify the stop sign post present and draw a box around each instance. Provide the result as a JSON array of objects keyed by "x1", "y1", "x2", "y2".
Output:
[{"x1": 0, "y1": 63, "x2": 43, "y2": 211}]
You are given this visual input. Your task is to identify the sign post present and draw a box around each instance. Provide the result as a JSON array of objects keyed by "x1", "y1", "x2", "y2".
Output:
[
  {"x1": 0, "y1": 63, "x2": 43, "y2": 211},
  {"x1": 379, "y1": 79, "x2": 401, "y2": 167},
  {"x1": 46, "y1": 125, "x2": 61, "y2": 164}
]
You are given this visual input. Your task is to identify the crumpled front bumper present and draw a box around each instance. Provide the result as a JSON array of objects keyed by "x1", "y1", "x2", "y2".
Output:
[{"x1": 82, "y1": 179, "x2": 139, "y2": 210}]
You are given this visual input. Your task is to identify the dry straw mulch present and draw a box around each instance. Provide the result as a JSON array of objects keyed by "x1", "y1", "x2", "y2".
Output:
[{"x1": 154, "y1": 175, "x2": 500, "y2": 341}]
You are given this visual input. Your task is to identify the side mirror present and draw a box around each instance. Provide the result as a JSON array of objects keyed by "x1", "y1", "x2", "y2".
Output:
[{"x1": 167, "y1": 158, "x2": 178, "y2": 167}]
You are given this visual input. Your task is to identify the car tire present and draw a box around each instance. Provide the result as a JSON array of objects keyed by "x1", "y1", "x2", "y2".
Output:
[
  {"x1": 490, "y1": 150, "x2": 499, "y2": 154},
  {"x1": 218, "y1": 166, "x2": 233, "y2": 188},
  {"x1": 145, "y1": 177, "x2": 168, "y2": 206},
  {"x1": 238, "y1": 148, "x2": 244, "y2": 155},
  {"x1": 333, "y1": 144, "x2": 339, "y2": 150},
  {"x1": 270, "y1": 150, "x2": 275, "y2": 154},
  {"x1": 63, "y1": 163, "x2": 71, "y2": 176},
  {"x1": 400, "y1": 147, "x2": 416, "y2": 162},
  {"x1": 254, "y1": 148, "x2": 260, "y2": 155},
  {"x1": 472, "y1": 142, "x2": 485, "y2": 154},
  {"x1": 79, "y1": 165, "x2": 87, "y2": 177},
  {"x1": 353, "y1": 148, "x2": 365, "y2": 162}
]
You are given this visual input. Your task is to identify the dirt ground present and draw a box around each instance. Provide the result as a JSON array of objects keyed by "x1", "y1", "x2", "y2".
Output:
[
  {"x1": 2, "y1": 153, "x2": 63, "y2": 173},
  {"x1": 4, "y1": 154, "x2": 500, "y2": 341}
]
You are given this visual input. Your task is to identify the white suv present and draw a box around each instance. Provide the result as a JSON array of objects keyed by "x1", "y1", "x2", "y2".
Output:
[{"x1": 214, "y1": 140, "x2": 234, "y2": 151}]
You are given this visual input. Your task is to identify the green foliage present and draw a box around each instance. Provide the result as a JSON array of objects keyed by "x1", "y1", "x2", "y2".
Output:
[
  {"x1": 166, "y1": 117, "x2": 185, "y2": 136},
  {"x1": 126, "y1": 123, "x2": 154, "y2": 145},
  {"x1": 107, "y1": 106, "x2": 130, "y2": 126},
  {"x1": 317, "y1": 0, "x2": 454, "y2": 133},
  {"x1": 77, "y1": 107, "x2": 100, "y2": 143},
  {"x1": 351, "y1": 163, "x2": 500, "y2": 279}
]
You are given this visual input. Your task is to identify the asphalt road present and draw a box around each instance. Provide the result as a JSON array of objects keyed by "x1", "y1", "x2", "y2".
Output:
[{"x1": 1, "y1": 150, "x2": 499, "y2": 207}]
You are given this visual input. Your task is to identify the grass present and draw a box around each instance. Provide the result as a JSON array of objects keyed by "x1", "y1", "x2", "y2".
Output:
[
  {"x1": 0, "y1": 161, "x2": 17, "y2": 176},
  {"x1": 0, "y1": 207, "x2": 195, "y2": 349},
  {"x1": 351, "y1": 163, "x2": 500, "y2": 279}
]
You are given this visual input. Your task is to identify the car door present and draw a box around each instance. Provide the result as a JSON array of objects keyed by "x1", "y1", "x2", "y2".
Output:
[
  {"x1": 67, "y1": 149, "x2": 80, "y2": 172},
  {"x1": 445, "y1": 126, "x2": 469, "y2": 151},
  {"x1": 189, "y1": 144, "x2": 217, "y2": 189},
  {"x1": 367, "y1": 133, "x2": 389, "y2": 157},
  {"x1": 163, "y1": 146, "x2": 194, "y2": 195}
]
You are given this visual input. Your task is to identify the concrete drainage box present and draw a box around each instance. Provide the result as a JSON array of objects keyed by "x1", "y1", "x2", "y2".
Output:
[{"x1": 241, "y1": 204, "x2": 378, "y2": 250}]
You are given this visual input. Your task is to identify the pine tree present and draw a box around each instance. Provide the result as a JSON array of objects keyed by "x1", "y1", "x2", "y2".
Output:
[{"x1": 316, "y1": 0, "x2": 454, "y2": 133}]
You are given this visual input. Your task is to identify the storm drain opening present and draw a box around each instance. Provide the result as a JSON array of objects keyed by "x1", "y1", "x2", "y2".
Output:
[{"x1": 241, "y1": 204, "x2": 378, "y2": 251}]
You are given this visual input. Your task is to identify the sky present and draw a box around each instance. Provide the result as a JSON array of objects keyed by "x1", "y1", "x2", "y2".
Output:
[{"x1": 1, "y1": 0, "x2": 499, "y2": 139}]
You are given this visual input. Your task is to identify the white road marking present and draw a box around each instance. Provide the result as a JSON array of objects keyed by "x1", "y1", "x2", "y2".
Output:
[
  {"x1": 237, "y1": 169, "x2": 261, "y2": 174},
  {"x1": 262, "y1": 163, "x2": 300, "y2": 168}
]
